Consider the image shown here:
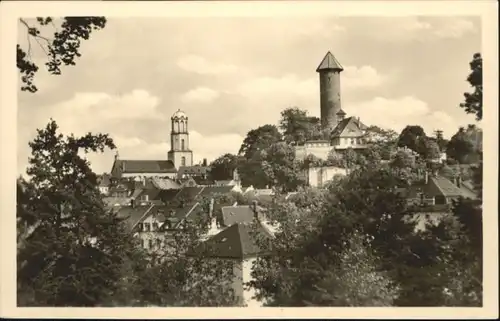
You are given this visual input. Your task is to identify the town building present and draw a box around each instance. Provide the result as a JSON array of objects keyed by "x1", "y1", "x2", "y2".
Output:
[
  {"x1": 188, "y1": 202, "x2": 275, "y2": 307},
  {"x1": 295, "y1": 51, "x2": 369, "y2": 161}
]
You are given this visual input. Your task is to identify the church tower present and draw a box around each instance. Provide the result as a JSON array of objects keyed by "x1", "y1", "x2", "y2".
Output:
[
  {"x1": 167, "y1": 109, "x2": 193, "y2": 168},
  {"x1": 316, "y1": 51, "x2": 344, "y2": 132}
]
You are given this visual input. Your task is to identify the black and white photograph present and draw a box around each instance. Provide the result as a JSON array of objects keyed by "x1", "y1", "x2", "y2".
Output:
[{"x1": 1, "y1": 0, "x2": 498, "y2": 318}]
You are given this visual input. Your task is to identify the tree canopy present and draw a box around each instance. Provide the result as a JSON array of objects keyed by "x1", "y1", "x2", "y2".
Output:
[
  {"x1": 279, "y1": 107, "x2": 324, "y2": 144},
  {"x1": 460, "y1": 53, "x2": 482, "y2": 121},
  {"x1": 208, "y1": 153, "x2": 239, "y2": 181},
  {"x1": 18, "y1": 17, "x2": 107, "y2": 93},
  {"x1": 17, "y1": 119, "x2": 135, "y2": 306}
]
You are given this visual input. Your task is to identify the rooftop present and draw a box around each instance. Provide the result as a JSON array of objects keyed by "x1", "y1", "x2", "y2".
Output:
[
  {"x1": 113, "y1": 159, "x2": 177, "y2": 175},
  {"x1": 316, "y1": 51, "x2": 344, "y2": 72},
  {"x1": 189, "y1": 222, "x2": 274, "y2": 259},
  {"x1": 172, "y1": 109, "x2": 187, "y2": 119}
]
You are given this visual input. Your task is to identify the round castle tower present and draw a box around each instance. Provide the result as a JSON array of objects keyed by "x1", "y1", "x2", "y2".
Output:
[{"x1": 316, "y1": 51, "x2": 344, "y2": 132}]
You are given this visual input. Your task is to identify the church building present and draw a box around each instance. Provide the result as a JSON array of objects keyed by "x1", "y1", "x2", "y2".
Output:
[
  {"x1": 295, "y1": 51, "x2": 369, "y2": 161},
  {"x1": 110, "y1": 109, "x2": 197, "y2": 180}
]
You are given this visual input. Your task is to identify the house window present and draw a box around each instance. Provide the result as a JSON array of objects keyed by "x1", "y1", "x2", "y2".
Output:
[
  {"x1": 140, "y1": 239, "x2": 145, "y2": 248},
  {"x1": 144, "y1": 223, "x2": 151, "y2": 232},
  {"x1": 137, "y1": 223, "x2": 143, "y2": 231},
  {"x1": 435, "y1": 195, "x2": 447, "y2": 205},
  {"x1": 148, "y1": 239, "x2": 153, "y2": 249},
  {"x1": 156, "y1": 239, "x2": 161, "y2": 248},
  {"x1": 181, "y1": 157, "x2": 186, "y2": 166},
  {"x1": 351, "y1": 138, "x2": 355, "y2": 145},
  {"x1": 181, "y1": 139, "x2": 185, "y2": 150},
  {"x1": 152, "y1": 222, "x2": 158, "y2": 231}
]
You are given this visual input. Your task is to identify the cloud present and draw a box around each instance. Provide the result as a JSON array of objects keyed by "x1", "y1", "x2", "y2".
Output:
[
  {"x1": 31, "y1": 89, "x2": 164, "y2": 136},
  {"x1": 235, "y1": 64, "x2": 385, "y2": 98},
  {"x1": 343, "y1": 65, "x2": 386, "y2": 89},
  {"x1": 44, "y1": 90, "x2": 164, "y2": 134},
  {"x1": 348, "y1": 96, "x2": 459, "y2": 138},
  {"x1": 190, "y1": 131, "x2": 244, "y2": 163},
  {"x1": 360, "y1": 17, "x2": 477, "y2": 43},
  {"x1": 180, "y1": 87, "x2": 220, "y2": 104},
  {"x1": 236, "y1": 74, "x2": 316, "y2": 99},
  {"x1": 432, "y1": 18, "x2": 476, "y2": 39},
  {"x1": 177, "y1": 54, "x2": 239, "y2": 75}
]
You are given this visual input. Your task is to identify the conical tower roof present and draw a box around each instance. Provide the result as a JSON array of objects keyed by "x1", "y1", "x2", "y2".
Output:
[{"x1": 316, "y1": 51, "x2": 343, "y2": 72}]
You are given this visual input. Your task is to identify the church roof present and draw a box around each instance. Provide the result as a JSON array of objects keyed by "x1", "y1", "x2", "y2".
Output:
[
  {"x1": 112, "y1": 159, "x2": 177, "y2": 176},
  {"x1": 316, "y1": 51, "x2": 344, "y2": 72}
]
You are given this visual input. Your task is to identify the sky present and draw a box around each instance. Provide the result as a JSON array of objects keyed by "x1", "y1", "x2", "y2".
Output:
[{"x1": 17, "y1": 16, "x2": 481, "y2": 175}]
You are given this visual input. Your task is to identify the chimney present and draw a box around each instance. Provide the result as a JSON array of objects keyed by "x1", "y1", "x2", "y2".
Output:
[
  {"x1": 251, "y1": 200, "x2": 259, "y2": 222},
  {"x1": 130, "y1": 199, "x2": 136, "y2": 208},
  {"x1": 202, "y1": 158, "x2": 208, "y2": 167}
]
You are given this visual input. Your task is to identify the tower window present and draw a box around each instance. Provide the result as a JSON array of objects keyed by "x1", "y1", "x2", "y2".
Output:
[
  {"x1": 181, "y1": 156, "x2": 186, "y2": 166},
  {"x1": 181, "y1": 139, "x2": 185, "y2": 150}
]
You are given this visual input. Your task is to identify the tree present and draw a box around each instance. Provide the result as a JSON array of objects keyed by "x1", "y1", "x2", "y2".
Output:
[
  {"x1": 397, "y1": 125, "x2": 426, "y2": 154},
  {"x1": 360, "y1": 145, "x2": 383, "y2": 164},
  {"x1": 238, "y1": 124, "x2": 282, "y2": 159},
  {"x1": 325, "y1": 148, "x2": 345, "y2": 168},
  {"x1": 365, "y1": 125, "x2": 399, "y2": 144},
  {"x1": 416, "y1": 137, "x2": 441, "y2": 161},
  {"x1": 279, "y1": 107, "x2": 323, "y2": 144},
  {"x1": 304, "y1": 231, "x2": 400, "y2": 306},
  {"x1": 18, "y1": 17, "x2": 107, "y2": 93},
  {"x1": 434, "y1": 130, "x2": 449, "y2": 152},
  {"x1": 208, "y1": 153, "x2": 239, "y2": 181},
  {"x1": 134, "y1": 216, "x2": 239, "y2": 307},
  {"x1": 365, "y1": 125, "x2": 399, "y2": 160},
  {"x1": 460, "y1": 53, "x2": 482, "y2": 121},
  {"x1": 17, "y1": 119, "x2": 139, "y2": 306},
  {"x1": 238, "y1": 125, "x2": 282, "y2": 188},
  {"x1": 446, "y1": 127, "x2": 475, "y2": 164},
  {"x1": 344, "y1": 148, "x2": 367, "y2": 172},
  {"x1": 260, "y1": 142, "x2": 305, "y2": 192}
]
